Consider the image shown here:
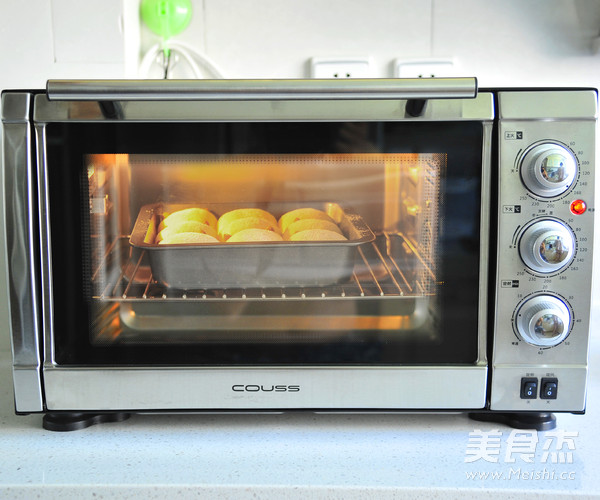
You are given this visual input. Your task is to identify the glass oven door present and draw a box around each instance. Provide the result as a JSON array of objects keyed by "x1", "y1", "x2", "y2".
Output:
[
  {"x1": 45, "y1": 120, "x2": 486, "y2": 366},
  {"x1": 34, "y1": 87, "x2": 494, "y2": 410}
]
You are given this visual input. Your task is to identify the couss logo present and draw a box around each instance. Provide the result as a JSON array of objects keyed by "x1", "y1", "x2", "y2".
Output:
[{"x1": 232, "y1": 385, "x2": 300, "y2": 392}]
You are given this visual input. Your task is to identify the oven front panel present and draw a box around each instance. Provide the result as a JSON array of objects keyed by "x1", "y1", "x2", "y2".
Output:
[{"x1": 491, "y1": 90, "x2": 597, "y2": 412}]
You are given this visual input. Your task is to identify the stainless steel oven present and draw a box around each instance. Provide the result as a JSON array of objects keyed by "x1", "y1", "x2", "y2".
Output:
[{"x1": 1, "y1": 78, "x2": 596, "y2": 431}]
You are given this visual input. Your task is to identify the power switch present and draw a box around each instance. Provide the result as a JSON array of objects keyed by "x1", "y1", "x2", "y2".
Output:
[
  {"x1": 520, "y1": 377, "x2": 538, "y2": 399},
  {"x1": 540, "y1": 378, "x2": 558, "y2": 399}
]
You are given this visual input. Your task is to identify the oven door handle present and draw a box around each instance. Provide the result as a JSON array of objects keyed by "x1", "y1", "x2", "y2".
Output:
[{"x1": 46, "y1": 78, "x2": 477, "y2": 101}]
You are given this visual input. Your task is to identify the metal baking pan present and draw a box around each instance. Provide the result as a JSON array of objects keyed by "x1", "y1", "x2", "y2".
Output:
[{"x1": 129, "y1": 202, "x2": 375, "y2": 289}]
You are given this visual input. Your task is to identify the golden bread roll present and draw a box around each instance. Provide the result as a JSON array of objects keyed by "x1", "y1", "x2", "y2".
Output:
[
  {"x1": 283, "y1": 218, "x2": 343, "y2": 240},
  {"x1": 278, "y1": 208, "x2": 334, "y2": 233},
  {"x1": 219, "y1": 216, "x2": 280, "y2": 241},
  {"x1": 218, "y1": 209, "x2": 277, "y2": 238},
  {"x1": 156, "y1": 220, "x2": 218, "y2": 243},
  {"x1": 159, "y1": 208, "x2": 217, "y2": 232},
  {"x1": 227, "y1": 228, "x2": 284, "y2": 243},
  {"x1": 289, "y1": 229, "x2": 348, "y2": 241},
  {"x1": 158, "y1": 232, "x2": 219, "y2": 245}
]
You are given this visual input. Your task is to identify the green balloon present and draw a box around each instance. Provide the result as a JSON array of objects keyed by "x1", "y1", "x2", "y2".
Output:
[{"x1": 140, "y1": 0, "x2": 192, "y2": 40}]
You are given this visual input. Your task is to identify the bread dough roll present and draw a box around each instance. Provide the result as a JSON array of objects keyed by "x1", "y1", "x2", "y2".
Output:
[
  {"x1": 218, "y1": 209, "x2": 277, "y2": 238},
  {"x1": 278, "y1": 208, "x2": 334, "y2": 233},
  {"x1": 159, "y1": 208, "x2": 217, "y2": 232},
  {"x1": 289, "y1": 229, "x2": 347, "y2": 241},
  {"x1": 219, "y1": 216, "x2": 280, "y2": 241},
  {"x1": 283, "y1": 218, "x2": 342, "y2": 240},
  {"x1": 158, "y1": 232, "x2": 219, "y2": 245},
  {"x1": 156, "y1": 220, "x2": 218, "y2": 243},
  {"x1": 227, "y1": 228, "x2": 284, "y2": 242}
]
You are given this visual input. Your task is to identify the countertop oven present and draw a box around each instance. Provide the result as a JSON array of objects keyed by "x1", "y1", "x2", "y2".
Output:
[{"x1": 1, "y1": 78, "x2": 596, "y2": 430}]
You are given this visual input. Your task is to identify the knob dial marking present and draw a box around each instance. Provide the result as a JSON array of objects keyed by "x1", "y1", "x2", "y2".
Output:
[
  {"x1": 519, "y1": 219, "x2": 575, "y2": 273},
  {"x1": 515, "y1": 295, "x2": 571, "y2": 347},
  {"x1": 520, "y1": 142, "x2": 577, "y2": 197}
]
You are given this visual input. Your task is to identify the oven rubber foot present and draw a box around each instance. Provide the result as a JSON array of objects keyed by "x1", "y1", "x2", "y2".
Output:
[
  {"x1": 42, "y1": 412, "x2": 132, "y2": 432},
  {"x1": 468, "y1": 412, "x2": 556, "y2": 431}
]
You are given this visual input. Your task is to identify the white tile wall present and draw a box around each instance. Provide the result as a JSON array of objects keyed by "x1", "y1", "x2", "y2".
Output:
[
  {"x1": 2, "y1": 0, "x2": 600, "y2": 87},
  {"x1": 133, "y1": 0, "x2": 600, "y2": 86}
]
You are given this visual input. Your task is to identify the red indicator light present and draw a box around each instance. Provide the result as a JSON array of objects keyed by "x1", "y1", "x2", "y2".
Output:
[{"x1": 570, "y1": 199, "x2": 587, "y2": 215}]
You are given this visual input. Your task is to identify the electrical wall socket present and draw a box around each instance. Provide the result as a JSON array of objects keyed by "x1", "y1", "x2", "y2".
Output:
[
  {"x1": 393, "y1": 58, "x2": 455, "y2": 78},
  {"x1": 310, "y1": 57, "x2": 372, "y2": 78}
]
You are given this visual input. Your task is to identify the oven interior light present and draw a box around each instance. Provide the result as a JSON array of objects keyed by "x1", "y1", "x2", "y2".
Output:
[{"x1": 570, "y1": 199, "x2": 587, "y2": 215}]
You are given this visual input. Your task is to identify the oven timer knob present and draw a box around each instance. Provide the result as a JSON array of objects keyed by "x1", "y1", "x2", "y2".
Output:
[
  {"x1": 518, "y1": 219, "x2": 575, "y2": 273},
  {"x1": 514, "y1": 295, "x2": 571, "y2": 347},
  {"x1": 520, "y1": 142, "x2": 577, "y2": 198}
]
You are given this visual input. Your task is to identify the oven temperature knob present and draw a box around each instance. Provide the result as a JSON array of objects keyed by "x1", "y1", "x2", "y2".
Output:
[
  {"x1": 514, "y1": 295, "x2": 571, "y2": 347},
  {"x1": 520, "y1": 142, "x2": 577, "y2": 197},
  {"x1": 518, "y1": 219, "x2": 575, "y2": 273}
]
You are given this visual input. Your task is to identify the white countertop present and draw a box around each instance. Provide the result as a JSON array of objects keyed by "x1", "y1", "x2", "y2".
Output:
[{"x1": 1, "y1": 343, "x2": 600, "y2": 499}]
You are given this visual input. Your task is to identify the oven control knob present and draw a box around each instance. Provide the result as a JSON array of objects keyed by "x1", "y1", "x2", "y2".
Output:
[
  {"x1": 518, "y1": 219, "x2": 575, "y2": 273},
  {"x1": 520, "y1": 142, "x2": 577, "y2": 197},
  {"x1": 514, "y1": 295, "x2": 571, "y2": 347}
]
